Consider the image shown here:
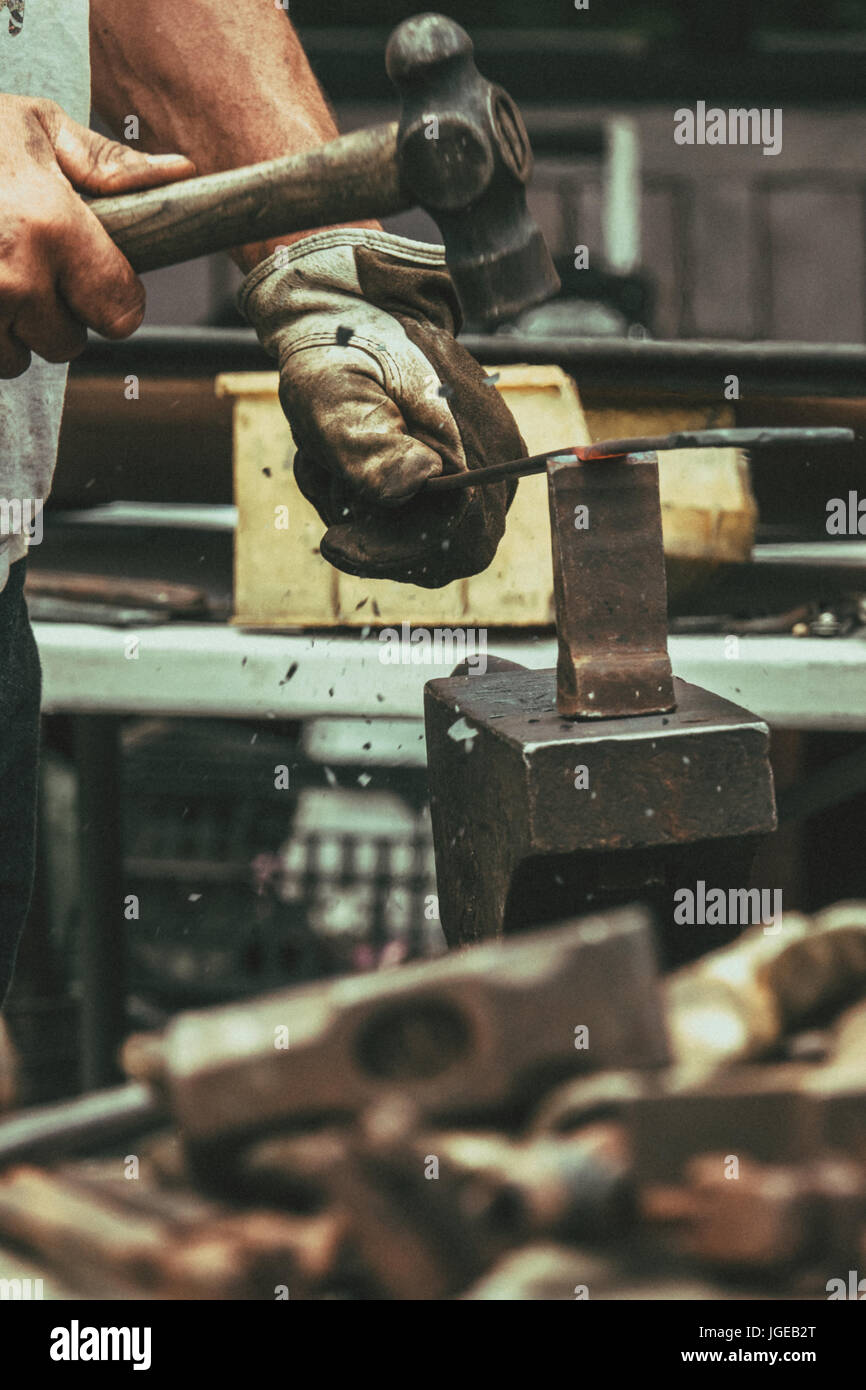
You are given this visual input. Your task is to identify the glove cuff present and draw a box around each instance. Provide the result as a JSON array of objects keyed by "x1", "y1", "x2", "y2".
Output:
[{"x1": 238, "y1": 229, "x2": 446, "y2": 321}]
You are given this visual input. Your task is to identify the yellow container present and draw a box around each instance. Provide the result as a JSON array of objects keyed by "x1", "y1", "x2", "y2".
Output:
[{"x1": 218, "y1": 367, "x2": 756, "y2": 629}]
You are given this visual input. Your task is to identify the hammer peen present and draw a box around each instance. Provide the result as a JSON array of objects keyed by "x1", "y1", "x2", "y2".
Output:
[{"x1": 85, "y1": 14, "x2": 559, "y2": 329}]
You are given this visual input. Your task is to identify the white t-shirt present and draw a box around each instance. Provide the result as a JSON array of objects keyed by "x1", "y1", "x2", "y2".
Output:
[{"x1": 0, "y1": 0, "x2": 91, "y2": 592}]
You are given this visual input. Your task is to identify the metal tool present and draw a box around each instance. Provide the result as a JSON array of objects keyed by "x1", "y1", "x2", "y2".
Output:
[
  {"x1": 418, "y1": 1126, "x2": 635, "y2": 1245},
  {"x1": 644, "y1": 1153, "x2": 866, "y2": 1272},
  {"x1": 423, "y1": 426, "x2": 856, "y2": 493},
  {"x1": 0, "y1": 1161, "x2": 344, "y2": 1298},
  {"x1": 86, "y1": 14, "x2": 559, "y2": 329},
  {"x1": 235, "y1": 1118, "x2": 633, "y2": 1252},
  {"x1": 0, "y1": 1082, "x2": 164, "y2": 1170},
  {"x1": 0, "y1": 909, "x2": 667, "y2": 1169},
  {"x1": 139, "y1": 906, "x2": 667, "y2": 1157},
  {"x1": 2, "y1": 909, "x2": 863, "y2": 1298},
  {"x1": 429, "y1": 425, "x2": 851, "y2": 721},
  {"x1": 625, "y1": 918, "x2": 866, "y2": 1195},
  {"x1": 666, "y1": 904, "x2": 866, "y2": 1086},
  {"x1": 549, "y1": 449, "x2": 676, "y2": 718}
]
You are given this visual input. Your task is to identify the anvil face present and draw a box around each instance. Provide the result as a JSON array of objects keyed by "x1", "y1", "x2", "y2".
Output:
[{"x1": 424, "y1": 669, "x2": 777, "y2": 956}]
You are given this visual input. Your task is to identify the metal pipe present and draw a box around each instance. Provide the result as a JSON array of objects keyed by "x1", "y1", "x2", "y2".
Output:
[
  {"x1": 0, "y1": 1082, "x2": 164, "y2": 1168},
  {"x1": 74, "y1": 328, "x2": 866, "y2": 399},
  {"x1": 74, "y1": 716, "x2": 127, "y2": 1091}
]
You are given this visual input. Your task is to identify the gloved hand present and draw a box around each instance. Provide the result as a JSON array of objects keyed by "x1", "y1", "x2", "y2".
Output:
[{"x1": 239, "y1": 229, "x2": 522, "y2": 588}]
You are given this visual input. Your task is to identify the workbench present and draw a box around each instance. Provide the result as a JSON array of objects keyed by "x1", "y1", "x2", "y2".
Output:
[{"x1": 36, "y1": 621, "x2": 866, "y2": 728}]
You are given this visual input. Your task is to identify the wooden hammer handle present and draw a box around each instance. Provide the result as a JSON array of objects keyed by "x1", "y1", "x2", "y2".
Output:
[{"x1": 88, "y1": 123, "x2": 407, "y2": 274}]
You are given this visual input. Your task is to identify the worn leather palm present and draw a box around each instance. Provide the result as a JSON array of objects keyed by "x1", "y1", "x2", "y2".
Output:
[{"x1": 239, "y1": 229, "x2": 521, "y2": 587}]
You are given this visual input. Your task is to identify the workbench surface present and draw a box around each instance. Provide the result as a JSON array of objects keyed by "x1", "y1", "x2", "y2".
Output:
[{"x1": 34, "y1": 622, "x2": 866, "y2": 730}]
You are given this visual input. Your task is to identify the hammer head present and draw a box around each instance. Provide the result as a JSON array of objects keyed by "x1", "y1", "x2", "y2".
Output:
[{"x1": 386, "y1": 13, "x2": 560, "y2": 329}]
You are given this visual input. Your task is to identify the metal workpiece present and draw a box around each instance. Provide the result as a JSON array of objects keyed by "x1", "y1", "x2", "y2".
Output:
[
  {"x1": 547, "y1": 452, "x2": 675, "y2": 718},
  {"x1": 423, "y1": 426, "x2": 855, "y2": 493},
  {"x1": 424, "y1": 669, "x2": 776, "y2": 952},
  {"x1": 138, "y1": 908, "x2": 668, "y2": 1148}
]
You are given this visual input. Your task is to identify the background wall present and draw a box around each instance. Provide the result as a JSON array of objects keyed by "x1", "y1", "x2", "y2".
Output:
[{"x1": 131, "y1": 2, "x2": 866, "y2": 344}]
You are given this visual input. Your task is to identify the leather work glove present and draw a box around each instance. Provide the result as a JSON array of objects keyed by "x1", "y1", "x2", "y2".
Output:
[{"x1": 238, "y1": 229, "x2": 523, "y2": 587}]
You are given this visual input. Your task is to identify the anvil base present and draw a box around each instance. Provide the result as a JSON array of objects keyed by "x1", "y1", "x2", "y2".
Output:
[{"x1": 424, "y1": 670, "x2": 777, "y2": 967}]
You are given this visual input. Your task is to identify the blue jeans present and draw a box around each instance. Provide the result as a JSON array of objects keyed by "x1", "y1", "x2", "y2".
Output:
[{"x1": 0, "y1": 558, "x2": 41, "y2": 1006}]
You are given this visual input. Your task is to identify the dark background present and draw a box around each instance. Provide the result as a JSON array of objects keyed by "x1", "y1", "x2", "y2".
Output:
[
  {"x1": 290, "y1": 1, "x2": 865, "y2": 35},
  {"x1": 140, "y1": 0, "x2": 866, "y2": 342}
]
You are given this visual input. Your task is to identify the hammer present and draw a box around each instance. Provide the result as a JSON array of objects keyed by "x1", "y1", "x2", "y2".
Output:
[
  {"x1": 85, "y1": 13, "x2": 559, "y2": 330},
  {"x1": 0, "y1": 909, "x2": 667, "y2": 1169}
]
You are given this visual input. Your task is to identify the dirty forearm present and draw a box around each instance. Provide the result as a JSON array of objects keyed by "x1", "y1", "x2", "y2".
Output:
[{"x1": 89, "y1": 0, "x2": 378, "y2": 271}]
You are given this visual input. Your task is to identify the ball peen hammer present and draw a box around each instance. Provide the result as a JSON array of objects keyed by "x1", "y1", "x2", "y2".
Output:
[{"x1": 85, "y1": 13, "x2": 560, "y2": 330}]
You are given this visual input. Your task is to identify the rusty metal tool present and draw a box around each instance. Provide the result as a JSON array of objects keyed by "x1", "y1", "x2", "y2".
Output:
[
  {"x1": 0, "y1": 1082, "x2": 165, "y2": 1169},
  {"x1": 87, "y1": 15, "x2": 558, "y2": 329},
  {"x1": 548, "y1": 448, "x2": 676, "y2": 718},
  {"x1": 628, "y1": 1065, "x2": 823, "y2": 1184},
  {"x1": 0, "y1": 1162, "x2": 345, "y2": 1298},
  {"x1": 127, "y1": 907, "x2": 667, "y2": 1160},
  {"x1": 218, "y1": 1102, "x2": 488, "y2": 1300},
  {"x1": 417, "y1": 1126, "x2": 635, "y2": 1246},
  {"x1": 232, "y1": 1101, "x2": 634, "y2": 1298},
  {"x1": 221, "y1": 1102, "x2": 634, "y2": 1297},
  {"x1": 528, "y1": 910, "x2": 866, "y2": 1165},
  {"x1": 666, "y1": 904, "x2": 866, "y2": 1086},
  {"x1": 626, "y1": 934, "x2": 866, "y2": 1186},
  {"x1": 643, "y1": 1153, "x2": 866, "y2": 1273},
  {"x1": 0, "y1": 909, "x2": 666, "y2": 1173}
]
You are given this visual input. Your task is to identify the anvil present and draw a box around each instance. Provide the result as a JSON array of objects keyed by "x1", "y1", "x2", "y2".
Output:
[{"x1": 423, "y1": 433, "x2": 800, "y2": 965}]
